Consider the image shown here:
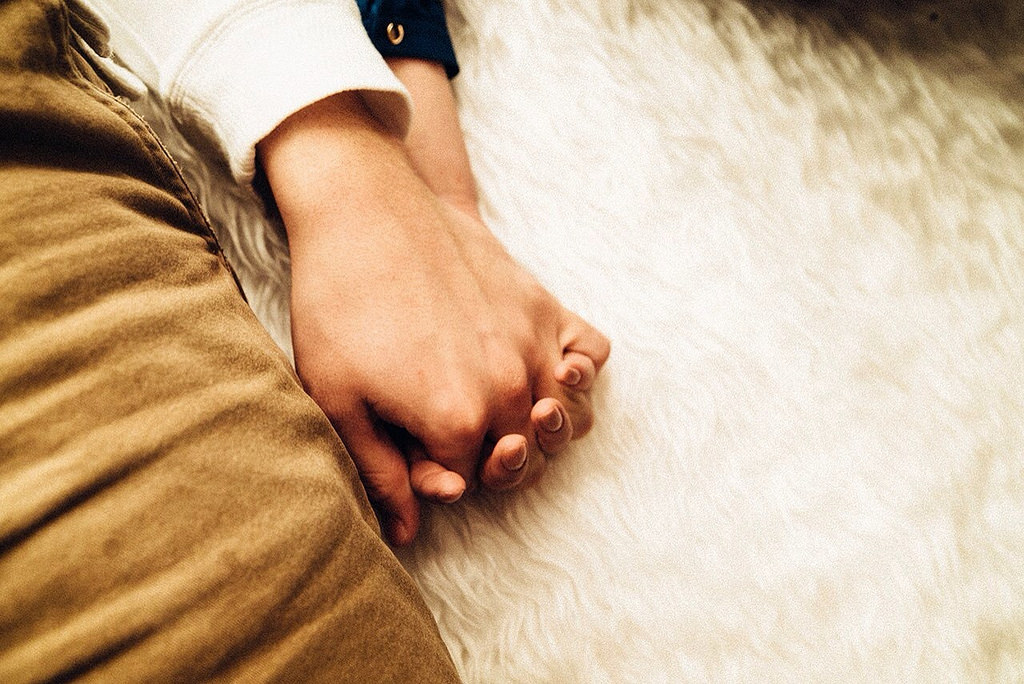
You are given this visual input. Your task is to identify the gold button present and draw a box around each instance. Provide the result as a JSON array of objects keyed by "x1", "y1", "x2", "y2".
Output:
[{"x1": 386, "y1": 22, "x2": 405, "y2": 45}]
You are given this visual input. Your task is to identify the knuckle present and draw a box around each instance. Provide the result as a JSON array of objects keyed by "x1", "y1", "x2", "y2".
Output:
[
  {"x1": 588, "y1": 331, "x2": 612, "y2": 367},
  {"x1": 494, "y1": 362, "x2": 531, "y2": 408},
  {"x1": 431, "y1": 398, "x2": 488, "y2": 448},
  {"x1": 598, "y1": 335, "x2": 612, "y2": 363},
  {"x1": 519, "y1": 273, "x2": 550, "y2": 306}
]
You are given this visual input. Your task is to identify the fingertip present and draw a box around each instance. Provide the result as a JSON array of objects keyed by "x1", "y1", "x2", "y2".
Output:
[
  {"x1": 531, "y1": 397, "x2": 560, "y2": 424},
  {"x1": 481, "y1": 433, "x2": 529, "y2": 490},
  {"x1": 533, "y1": 399, "x2": 572, "y2": 455},
  {"x1": 557, "y1": 352, "x2": 598, "y2": 391},
  {"x1": 557, "y1": 363, "x2": 583, "y2": 387},
  {"x1": 561, "y1": 318, "x2": 611, "y2": 371},
  {"x1": 436, "y1": 485, "x2": 465, "y2": 504},
  {"x1": 410, "y1": 460, "x2": 466, "y2": 504},
  {"x1": 430, "y1": 471, "x2": 466, "y2": 503},
  {"x1": 595, "y1": 333, "x2": 611, "y2": 368},
  {"x1": 502, "y1": 437, "x2": 528, "y2": 472},
  {"x1": 388, "y1": 518, "x2": 414, "y2": 547},
  {"x1": 539, "y1": 403, "x2": 564, "y2": 433},
  {"x1": 383, "y1": 494, "x2": 421, "y2": 546},
  {"x1": 585, "y1": 330, "x2": 612, "y2": 369}
]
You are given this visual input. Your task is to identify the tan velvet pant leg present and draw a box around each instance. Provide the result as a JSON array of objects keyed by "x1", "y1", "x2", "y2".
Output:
[{"x1": 0, "y1": 1, "x2": 459, "y2": 681}]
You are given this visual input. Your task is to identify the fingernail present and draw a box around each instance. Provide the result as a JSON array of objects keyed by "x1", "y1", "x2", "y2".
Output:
[
  {"x1": 561, "y1": 366, "x2": 582, "y2": 386},
  {"x1": 505, "y1": 443, "x2": 528, "y2": 471},
  {"x1": 540, "y1": 407, "x2": 563, "y2": 432},
  {"x1": 439, "y1": 485, "x2": 464, "y2": 504}
]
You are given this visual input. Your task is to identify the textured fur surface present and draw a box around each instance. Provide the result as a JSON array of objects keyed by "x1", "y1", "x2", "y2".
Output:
[{"x1": 140, "y1": 0, "x2": 1024, "y2": 679}]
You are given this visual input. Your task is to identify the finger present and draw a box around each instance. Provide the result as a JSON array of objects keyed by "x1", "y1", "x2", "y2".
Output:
[
  {"x1": 532, "y1": 397, "x2": 573, "y2": 455},
  {"x1": 540, "y1": 316, "x2": 607, "y2": 441},
  {"x1": 336, "y1": 412, "x2": 421, "y2": 546},
  {"x1": 388, "y1": 429, "x2": 467, "y2": 504},
  {"x1": 535, "y1": 360, "x2": 596, "y2": 439},
  {"x1": 555, "y1": 351, "x2": 598, "y2": 391},
  {"x1": 560, "y1": 314, "x2": 611, "y2": 373},
  {"x1": 410, "y1": 457, "x2": 466, "y2": 504},
  {"x1": 479, "y1": 433, "x2": 529, "y2": 491},
  {"x1": 415, "y1": 401, "x2": 489, "y2": 487}
]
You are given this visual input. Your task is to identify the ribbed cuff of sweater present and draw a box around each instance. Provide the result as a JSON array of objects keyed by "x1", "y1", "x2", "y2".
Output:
[{"x1": 166, "y1": 0, "x2": 411, "y2": 184}]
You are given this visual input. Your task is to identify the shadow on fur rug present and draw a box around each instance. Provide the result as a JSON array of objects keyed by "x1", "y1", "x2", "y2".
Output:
[{"x1": 138, "y1": 0, "x2": 1024, "y2": 679}]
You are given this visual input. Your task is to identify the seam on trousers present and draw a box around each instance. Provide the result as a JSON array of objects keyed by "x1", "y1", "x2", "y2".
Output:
[{"x1": 56, "y1": 1, "x2": 249, "y2": 301}]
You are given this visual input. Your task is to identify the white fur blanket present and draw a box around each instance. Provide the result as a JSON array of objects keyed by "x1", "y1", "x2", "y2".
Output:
[{"x1": 140, "y1": 0, "x2": 1024, "y2": 679}]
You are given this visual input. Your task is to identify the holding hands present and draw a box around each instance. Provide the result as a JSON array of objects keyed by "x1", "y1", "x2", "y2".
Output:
[{"x1": 258, "y1": 83, "x2": 608, "y2": 545}]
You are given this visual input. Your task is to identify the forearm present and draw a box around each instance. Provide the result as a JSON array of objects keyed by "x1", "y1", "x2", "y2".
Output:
[{"x1": 385, "y1": 58, "x2": 480, "y2": 218}]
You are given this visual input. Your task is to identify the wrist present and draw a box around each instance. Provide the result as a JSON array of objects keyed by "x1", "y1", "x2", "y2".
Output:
[
  {"x1": 256, "y1": 91, "x2": 437, "y2": 250},
  {"x1": 257, "y1": 91, "x2": 404, "y2": 234},
  {"x1": 384, "y1": 58, "x2": 480, "y2": 214}
]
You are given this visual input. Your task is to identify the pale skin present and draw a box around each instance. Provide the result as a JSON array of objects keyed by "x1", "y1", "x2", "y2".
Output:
[
  {"x1": 384, "y1": 58, "x2": 606, "y2": 494},
  {"x1": 257, "y1": 60, "x2": 609, "y2": 545}
]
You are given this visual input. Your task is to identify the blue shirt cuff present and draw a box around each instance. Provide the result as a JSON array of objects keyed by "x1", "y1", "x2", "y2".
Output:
[{"x1": 356, "y1": 0, "x2": 460, "y2": 79}]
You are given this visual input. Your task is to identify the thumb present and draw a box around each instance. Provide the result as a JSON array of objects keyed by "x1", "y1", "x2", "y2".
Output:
[{"x1": 410, "y1": 455, "x2": 467, "y2": 504}]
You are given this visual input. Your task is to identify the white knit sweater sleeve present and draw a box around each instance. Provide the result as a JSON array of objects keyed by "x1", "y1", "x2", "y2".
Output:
[{"x1": 79, "y1": 0, "x2": 411, "y2": 184}]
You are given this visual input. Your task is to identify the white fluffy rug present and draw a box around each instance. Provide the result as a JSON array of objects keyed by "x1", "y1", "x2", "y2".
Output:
[{"x1": 140, "y1": 0, "x2": 1024, "y2": 679}]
